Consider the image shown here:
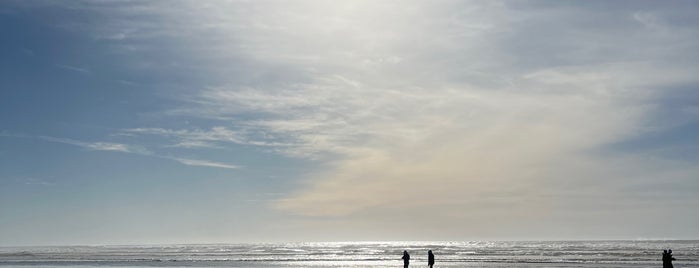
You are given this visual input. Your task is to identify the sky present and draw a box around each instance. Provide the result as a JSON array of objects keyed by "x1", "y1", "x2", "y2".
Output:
[{"x1": 1, "y1": 0, "x2": 699, "y2": 246}]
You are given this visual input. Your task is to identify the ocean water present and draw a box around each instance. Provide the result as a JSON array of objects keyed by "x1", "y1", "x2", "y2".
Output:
[{"x1": 1, "y1": 241, "x2": 697, "y2": 267}]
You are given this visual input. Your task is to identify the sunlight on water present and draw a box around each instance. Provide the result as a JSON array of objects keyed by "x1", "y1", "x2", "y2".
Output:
[{"x1": 1, "y1": 241, "x2": 697, "y2": 267}]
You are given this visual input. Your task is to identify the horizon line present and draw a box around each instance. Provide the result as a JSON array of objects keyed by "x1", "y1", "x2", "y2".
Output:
[{"x1": 3, "y1": 238, "x2": 698, "y2": 248}]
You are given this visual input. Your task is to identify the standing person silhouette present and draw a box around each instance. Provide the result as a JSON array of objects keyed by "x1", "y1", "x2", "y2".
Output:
[
  {"x1": 663, "y1": 249, "x2": 676, "y2": 268},
  {"x1": 402, "y1": 250, "x2": 410, "y2": 268},
  {"x1": 427, "y1": 250, "x2": 435, "y2": 268}
]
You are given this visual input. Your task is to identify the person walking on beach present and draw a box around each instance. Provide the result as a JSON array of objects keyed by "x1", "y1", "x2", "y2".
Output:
[
  {"x1": 663, "y1": 249, "x2": 676, "y2": 268},
  {"x1": 427, "y1": 250, "x2": 435, "y2": 268},
  {"x1": 402, "y1": 250, "x2": 410, "y2": 268}
]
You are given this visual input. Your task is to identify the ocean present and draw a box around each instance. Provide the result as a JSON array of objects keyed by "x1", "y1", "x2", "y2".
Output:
[{"x1": 1, "y1": 241, "x2": 697, "y2": 267}]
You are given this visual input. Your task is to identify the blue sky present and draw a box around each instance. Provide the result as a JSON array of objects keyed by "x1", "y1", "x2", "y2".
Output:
[{"x1": 1, "y1": 0, "x2": 699, "y2": 246}]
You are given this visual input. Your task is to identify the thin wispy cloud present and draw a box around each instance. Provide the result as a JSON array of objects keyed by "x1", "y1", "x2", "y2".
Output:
[
  {"x1": 169, "y1": 157, "x2": 240, "y2": 169},
  {"x1": 20, "y1": 177, "x2": 56, "y2": 187},
  {"x1": 633, "y1": 11, "x2": 662, "y2": 30},
  {"x1": 118, "y1": 79, "x2": 139, "y2": 86},
  {"x1": 124, "y1": 127, "x2": 246, "y2": 147},
  {"x1": 54, "y1": 64, "x2": 91, "y2": 74},
  {"x1": 35, "y1": 135, "x2": 239, "y2": 170},
  {"x1": 122, "y1": 127, "x2": 291, "y2": 149},
  {"x1": 40, "y1": 136, "x2": 135, "y2": 153},
  {"x1": 166, "y1": 140, "x2": 222, "y2": 149}
]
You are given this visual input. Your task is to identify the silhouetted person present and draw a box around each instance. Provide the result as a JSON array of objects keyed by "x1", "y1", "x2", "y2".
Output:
[
  {"x1": 402, "y1": 250, "x2": 410, "y2": 268},
  {"x1": 663, "y1": 249, "x2": 676, "y2": 268},
  {"x1": 427, "y1": 250, "x2": 435, "y2": 268}
]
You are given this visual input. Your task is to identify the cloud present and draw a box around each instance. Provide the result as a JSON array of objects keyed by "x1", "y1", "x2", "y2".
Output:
[
  {"x1": 35, "y1": 136, "x2": 239, "y2": 170},
  {"x1": 120, "y1": 128, "x2": 229, "y2": 149},
  {"x1": 122, "y1": 126, "x2": 291, "y2": 149},
  {"x1": 123, "y1": 127, "x2": 246, "y2": 147},
  {"x1": 118, "y1": 79, "x2": 140, "y2": 86},
  {"x1": 27, "y1": 0, "x2": 699, "y2": 237},
  {"x1": 135, "y1": 1, "x2": 698, "y2": 234},
  {"x1": 169, "y1": 157, "x2": 240, "y2": 169},
  {"x1": 54, "y1": 64, "x2": 91, "y2": 74},
  {"x1": 633, "y1": 11, "x2": 662, "y2": 30},
  {"x1": 39, "y1": 136, "x2": 136, "y2": 153},
  {"x1": 167, "y1": 140, "x2": 221, "y2": 149},
  {"x1": 21, "y1": 177, "x2": 56, "y2": 187}
]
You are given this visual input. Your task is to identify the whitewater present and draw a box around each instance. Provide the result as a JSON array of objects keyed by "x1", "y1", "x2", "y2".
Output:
[{"x1": 1, "y1": 240, "x2": 697, "y2": 267}]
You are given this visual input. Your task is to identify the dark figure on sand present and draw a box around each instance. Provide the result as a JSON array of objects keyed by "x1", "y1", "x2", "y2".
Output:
[
  {"x1": 428, "y1": 250, "x2": 435, "y2": 268},
  {"x1": 402, "y1": 250, "x2": 410, "y2": 268},
  {"x1": 663, "y1": 249, "x2": 676, "y2": 268}
]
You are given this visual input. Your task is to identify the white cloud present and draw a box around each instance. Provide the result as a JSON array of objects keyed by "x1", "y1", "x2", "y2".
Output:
[
  {"x1": 36, "y1": 135, "x2": 240, "y2": 170},
  {"x1": 85, "y1": 142, "x2": 132, "y2": 152},
  {"x1": 167, "y1": 140, "x2": 221, "y2": 149},
  {"x1": 170, "y1": 157, "x2": 240, "y2": 169},
  {"x1": 54, "y1": 64, "x2": 91, "y2": 74},
  {"x1": 45, "y1": 0, "x2": 699, "y2": 237},
  {"x1": 123, "y1": 126, "x2": 287, "y2": 148},
  {"x1": 40, "y1": 136, "x2": 135, "y2": 153},
  {"x1": 161, "y1": 2, "x2": 699, "y2": 235},
  {"x1": 112, "y1": 2, "x2": 697, "y2": 218}
]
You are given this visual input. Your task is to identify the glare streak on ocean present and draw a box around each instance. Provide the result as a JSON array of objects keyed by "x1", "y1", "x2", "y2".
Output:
[{"x1": 1, "y1": 241, "x2": 697, "y2": 268}]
